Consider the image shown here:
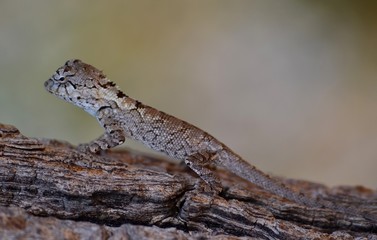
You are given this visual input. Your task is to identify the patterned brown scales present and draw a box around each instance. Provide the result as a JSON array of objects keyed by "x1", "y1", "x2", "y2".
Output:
[{"x1": 44, "y1": 59, "x2": 374, "y2": 221}]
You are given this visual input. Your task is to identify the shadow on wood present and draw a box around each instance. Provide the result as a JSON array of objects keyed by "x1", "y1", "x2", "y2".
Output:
[{"x1": 0, "y1": 123, "x2": 376, "y2": 239}]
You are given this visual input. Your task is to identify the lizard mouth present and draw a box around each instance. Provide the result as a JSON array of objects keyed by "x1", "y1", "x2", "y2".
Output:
[
  {"x1": 44, "y1": 79, "x2": 51, "y2": 90},
  {"x1": 44, "y1": 79, "x2": 50, "y2": 88},
  {"x1": 44, "y1": 78, "x2": 54, "y2": 92},
  {"x1": 44, "y1": 78, "x2": 62, "y2": 95}
]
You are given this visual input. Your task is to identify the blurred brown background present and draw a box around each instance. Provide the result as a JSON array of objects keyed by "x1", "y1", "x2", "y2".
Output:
[{"x1": 0, "y1": 1, "x2": 376, "y2": 188}]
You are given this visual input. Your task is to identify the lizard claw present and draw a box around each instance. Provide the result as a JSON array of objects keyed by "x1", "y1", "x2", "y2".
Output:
[
  {"x1": 77, "y1": 143, "x2": 101, "y2": 153},
  {"x1": 196, "y1": 180, "x2": 223, "y2": 195}
]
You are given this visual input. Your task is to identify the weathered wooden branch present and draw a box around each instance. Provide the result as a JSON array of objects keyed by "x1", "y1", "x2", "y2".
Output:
[{"x1": 0, "y1": 123, "x2": 376, "y2": 239}]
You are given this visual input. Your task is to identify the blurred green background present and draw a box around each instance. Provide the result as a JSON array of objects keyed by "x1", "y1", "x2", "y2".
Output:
[{"x1": 1, "y1": 1, "x2": 376, "y2": 188}]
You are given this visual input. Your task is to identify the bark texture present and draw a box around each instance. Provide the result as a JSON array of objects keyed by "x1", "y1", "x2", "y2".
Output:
[{"x1": 0, "y1": 123, "x2": 376, "y2": 239}]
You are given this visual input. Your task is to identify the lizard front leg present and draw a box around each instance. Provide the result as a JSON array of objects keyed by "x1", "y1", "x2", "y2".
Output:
[
  {"x1": 185, "y1": 151, "x2": 222, "y2": 194},
  {"x1": 78, "y1": 106, "x2": 126, "y2": 153}
]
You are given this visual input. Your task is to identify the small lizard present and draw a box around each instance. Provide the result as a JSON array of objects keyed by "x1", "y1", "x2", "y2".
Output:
[{"x1": 43, "y1": 59, "x2": 370, "y2": 217}]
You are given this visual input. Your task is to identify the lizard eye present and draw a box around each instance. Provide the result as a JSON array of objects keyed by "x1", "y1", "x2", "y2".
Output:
[
  {"x1": 53, "y1": 74, "x2": 67, "y2": 83},
  {"x1": 53, "y1": 75, "x2": 66, "y2": 82}
]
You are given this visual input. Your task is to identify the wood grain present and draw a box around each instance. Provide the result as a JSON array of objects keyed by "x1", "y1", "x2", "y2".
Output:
[{"x1": 0, "y1": 123, "x2": 376, "y2": 239}]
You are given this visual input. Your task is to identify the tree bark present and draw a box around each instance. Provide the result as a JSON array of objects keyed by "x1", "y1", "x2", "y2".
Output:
[{"x1": 0, "y1": 123, "x2": 376, "y2": 239}]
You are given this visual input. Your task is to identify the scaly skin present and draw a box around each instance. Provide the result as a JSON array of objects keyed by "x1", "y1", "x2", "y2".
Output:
[{"x1": 44, "y1": 59, "x2": 374, "y2": 220}]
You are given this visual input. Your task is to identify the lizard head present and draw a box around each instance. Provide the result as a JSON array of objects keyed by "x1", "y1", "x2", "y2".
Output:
[{"x1": 44, "y1": 59, "x2": 126, "y2": 116}]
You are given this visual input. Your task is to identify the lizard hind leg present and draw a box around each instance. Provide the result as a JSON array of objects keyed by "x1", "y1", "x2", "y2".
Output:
[{"x1": 184, "y1": 151, "x2": 223, "y2": 194}]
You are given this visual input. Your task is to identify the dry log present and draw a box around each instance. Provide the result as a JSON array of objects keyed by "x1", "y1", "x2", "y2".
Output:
[{"x1": 0, "y1": 123, "x2": 376, "y2": 239}]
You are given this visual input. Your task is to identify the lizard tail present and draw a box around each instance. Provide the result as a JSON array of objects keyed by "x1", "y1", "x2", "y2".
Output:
[
  {"x1": 216, "y1": 148, "x2": 377, "y2": 223},
  {"x1": 216, "y1": 149, "x2": 322, "y2": 208}
]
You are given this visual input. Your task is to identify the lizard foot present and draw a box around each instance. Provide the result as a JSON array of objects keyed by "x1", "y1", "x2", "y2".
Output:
[
  {"x1": 77, "y1": 143, "x2": 101, "y2": 153},
  {"x1": 196, "y1": 180, "x2": 223, "y2": 196}
]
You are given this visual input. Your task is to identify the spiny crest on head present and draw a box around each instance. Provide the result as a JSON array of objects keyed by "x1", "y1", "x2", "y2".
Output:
[
  {"x1": 64, "y1": 59, "x2": 82, "y2": 71},
  {"x1": 63, "y1": 59, "x2": 129, "y2": 99},
  {"x1": 65, "y1": 59, "x2": 103, "y2": 77},
  {"x1": 66, "y1": 59, "x2": 81, "y2": 66}
]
